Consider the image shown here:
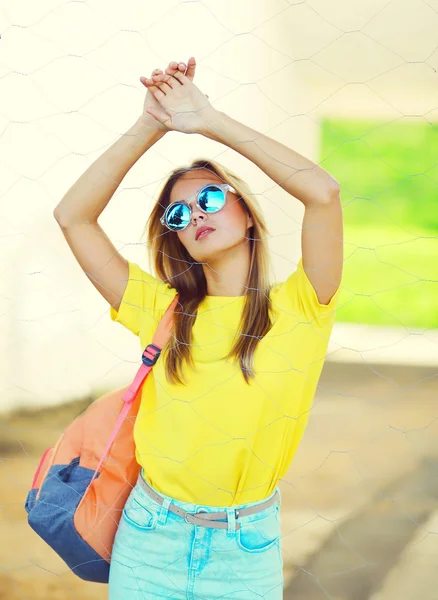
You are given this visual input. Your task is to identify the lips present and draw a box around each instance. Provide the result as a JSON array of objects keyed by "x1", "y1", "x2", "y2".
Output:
[{"x1": 195, "y1": 227, "x2": 216, "y2": 240}]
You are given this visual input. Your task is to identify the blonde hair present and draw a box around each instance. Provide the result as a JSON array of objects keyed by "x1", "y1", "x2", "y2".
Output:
[{"x1": 142, "y1": 158, "x2": 274, "y2": 385}]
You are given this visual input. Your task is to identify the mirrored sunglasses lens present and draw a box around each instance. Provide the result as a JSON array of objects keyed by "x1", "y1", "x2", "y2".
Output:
[
  {"x1": 198, "y1": 186, "x2": 225, "y2": 213},
  {"x1": 166, "y1": 204, "x2": 191, "y2": 230}
]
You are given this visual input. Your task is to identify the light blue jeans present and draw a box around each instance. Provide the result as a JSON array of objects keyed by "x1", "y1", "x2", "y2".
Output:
[{"x1": 108, "y1": 468, "x2": 284, "y2": 599}]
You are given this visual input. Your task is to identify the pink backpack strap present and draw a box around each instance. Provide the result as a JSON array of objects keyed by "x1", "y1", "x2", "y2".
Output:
[{"x1": 89, "y1": 295, "x2": 180, "y2": 484}]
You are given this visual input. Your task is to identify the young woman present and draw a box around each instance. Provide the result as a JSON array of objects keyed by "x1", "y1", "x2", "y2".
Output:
[{"x1": 54, "y1": 57, "x2": 343, "y2": 599}]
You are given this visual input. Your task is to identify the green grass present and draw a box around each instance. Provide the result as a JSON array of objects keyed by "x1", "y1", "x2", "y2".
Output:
[{"x1": 320, "y1": 118, "x2": 438, "y2": 328}]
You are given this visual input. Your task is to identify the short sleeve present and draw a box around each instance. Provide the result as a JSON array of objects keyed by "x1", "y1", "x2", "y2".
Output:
[
  {"x1": 274, "y1": 257, "x2": 341, "y2": 326},
  {"x1": 109, "y1": 260, "x2": 176, "y2": 337}
]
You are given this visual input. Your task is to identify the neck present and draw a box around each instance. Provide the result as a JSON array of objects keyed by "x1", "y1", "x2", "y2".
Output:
[{"x1": 202, "y1": 239, "x2": 251, "y2": 297}]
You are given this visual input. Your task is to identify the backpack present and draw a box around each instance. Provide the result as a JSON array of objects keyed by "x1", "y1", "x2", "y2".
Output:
[{"x1": 24, "y1": 295, "x2": 179, "y2": 583}]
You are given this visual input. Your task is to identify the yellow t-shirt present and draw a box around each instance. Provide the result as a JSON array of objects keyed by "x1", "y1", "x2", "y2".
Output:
[{"x1": 110, "y1": 258, "x2": 341, "y2": 506}]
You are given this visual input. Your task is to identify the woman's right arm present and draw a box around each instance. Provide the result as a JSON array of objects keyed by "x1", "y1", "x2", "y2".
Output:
[{"x1": 53, "y1": 116, "x2": 165, "y2": 312}]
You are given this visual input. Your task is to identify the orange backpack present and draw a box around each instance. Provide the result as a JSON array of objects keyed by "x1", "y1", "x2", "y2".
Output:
[{"x1": 25, "y1": 295, "x2": 179, "y2": 583}]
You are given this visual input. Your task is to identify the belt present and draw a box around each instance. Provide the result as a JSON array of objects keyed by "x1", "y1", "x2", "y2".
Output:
[{"x1": 136, "y1": 472, "x2": 280, "y2": 531}]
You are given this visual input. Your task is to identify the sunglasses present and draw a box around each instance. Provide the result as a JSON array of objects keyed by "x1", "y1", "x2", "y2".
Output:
[{"x1": 160, "y1": 183, "x2": 237, "y2": 232}]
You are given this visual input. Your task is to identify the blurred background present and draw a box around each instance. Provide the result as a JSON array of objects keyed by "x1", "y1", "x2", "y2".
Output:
[{"x1": 1, "y1": 0, "x2": 437, "y2": 598}]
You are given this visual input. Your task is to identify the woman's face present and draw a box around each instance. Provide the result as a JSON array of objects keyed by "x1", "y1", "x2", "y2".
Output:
[{"x1": 168, "y1": 171, "x2": 253, "y2": 263}]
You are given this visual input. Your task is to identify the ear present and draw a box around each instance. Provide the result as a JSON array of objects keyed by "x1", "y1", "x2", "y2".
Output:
[{"x1": 246, "y1": 213, "x2": 254, "y2": 230}]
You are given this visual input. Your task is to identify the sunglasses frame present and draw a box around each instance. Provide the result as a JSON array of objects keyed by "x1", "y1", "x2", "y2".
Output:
[{"x1": 160, "y1": 183, "x2": 237, "y2": 232}]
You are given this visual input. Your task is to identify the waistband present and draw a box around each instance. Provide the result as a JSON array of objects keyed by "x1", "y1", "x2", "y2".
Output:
[{"x1": 136, "y1": 469, "x2": 280, "y2": 531}]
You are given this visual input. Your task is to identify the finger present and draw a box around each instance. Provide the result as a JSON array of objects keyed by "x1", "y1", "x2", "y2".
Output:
[
  {"x1": 148, "y1": 68, "x2": 163, "y2": 84},
  {"x1": 140, "y1": 69, "x2": 163, "y2": 86},
  {"x1": 154, "y1": 73, "x2": 177, "y2": 89},
  {"x1": 163, "y1": 61, "x2": 185, "y2": 82},
  {"x1": 185, "y1": 56, "x2": 196, "y2": 81},
  {"x1": 157, "y1": 67, "x2": 179, "y2": 81},
  {"x1": 151, "y1": 86, "x2": 166, "y2": 101},
  {"x1": 153, "y1": 77, "x2": 175, "y2": 94},
  {"x1": 165, "y1": 61, "x2": 179, "y2": 74},
  {"x1": 162, "y1": 63, "x2": 185, "y2": 85},
  {"x1": 171, "y1": 70, "x2": 188, "y2": 84},
  {"x1": 141, "y1": 76, "x2": 159, "y2": 87}
]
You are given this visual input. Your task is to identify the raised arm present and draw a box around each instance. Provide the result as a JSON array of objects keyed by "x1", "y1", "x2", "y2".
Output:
[
  {"x1": 53, "y1": 117, "x2": 166, "y2": 311},
  {"x1": 53, "y1": 60, "x2": 194, "y2": 310}
]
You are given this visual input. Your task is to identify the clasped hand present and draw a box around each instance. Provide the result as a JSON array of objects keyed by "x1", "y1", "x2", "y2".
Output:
[{"x1": 140, "y1": 57, "x2": 217, "y2": 135}]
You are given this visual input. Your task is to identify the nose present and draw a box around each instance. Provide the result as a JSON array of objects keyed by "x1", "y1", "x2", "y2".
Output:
[{"x1": 190, "y1": 203, "x2": 206, "y2": 225}]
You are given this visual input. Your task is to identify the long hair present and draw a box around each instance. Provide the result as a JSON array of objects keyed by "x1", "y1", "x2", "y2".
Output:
[{"x1": 142, "y1": 158, "x2": 274, "y2": 386}]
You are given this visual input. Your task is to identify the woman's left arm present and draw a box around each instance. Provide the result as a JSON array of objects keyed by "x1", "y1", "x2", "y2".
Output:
[
  {"x1": 200, "y1": 110, "x2": 340, "y2": 208},
  {"x1": 201, "y1": 110, "x2": 343, "y2": 305},
  {"x1": 144, "y1": 61, "x2": 342, "y2": 303}
]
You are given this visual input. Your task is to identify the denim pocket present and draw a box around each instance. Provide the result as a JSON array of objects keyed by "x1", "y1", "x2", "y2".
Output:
[
  {"x1": 122, "y1": 495, "x2": 158, "y2": 531},
  {"x1": 236, "y1": 504, "x2": 280, "y2": 554}
]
